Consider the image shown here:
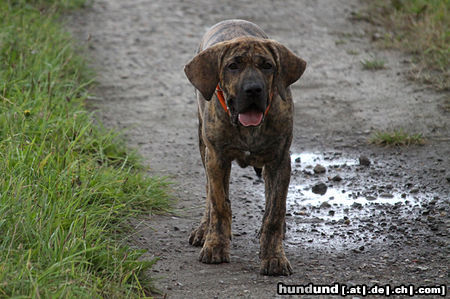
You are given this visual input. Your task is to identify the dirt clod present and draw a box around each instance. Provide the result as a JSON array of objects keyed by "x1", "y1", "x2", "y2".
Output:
[
  {"x1": 314, "y1": 164, "x2": 326, "y2": 174},
  {"x1": 359, "y1": 155, "x2": 371, "y2": 166},
  {"x1": 312, "y1": 182, "x2": 328, "y2": 195}
]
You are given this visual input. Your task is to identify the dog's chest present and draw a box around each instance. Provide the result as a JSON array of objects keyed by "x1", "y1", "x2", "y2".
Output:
[{"x1": 224, "y1": 129, "x2": 281, "y2": 167}]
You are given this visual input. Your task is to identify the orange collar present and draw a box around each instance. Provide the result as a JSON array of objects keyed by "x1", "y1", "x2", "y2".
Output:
[
  {"x1": 215, "y1": 85, "x2": 230, "y2": 116},
  {"x1": 215, "y1": 85, "x2": 273, "y2": 117}
]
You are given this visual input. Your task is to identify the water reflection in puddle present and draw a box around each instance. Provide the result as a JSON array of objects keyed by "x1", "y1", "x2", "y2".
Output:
[
  {"x1": 291, "y1": 152, "x2": 357, "y2": 168},
  {"x1": 293, "y1": 188, "x2": 404, "y2": 206},
  {"x1": 289, "y1": 152, "x2": 408, "y2": 207}
]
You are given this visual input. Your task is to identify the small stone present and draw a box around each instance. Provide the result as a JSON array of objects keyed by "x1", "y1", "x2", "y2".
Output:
[
  {"x1": 429, "y1": 225, "x2": 439, "y2": 231},
  {"x1": 312, "y1": 182, "x2": 327, "y2": 195},
  {"x1": 295, "y1": 157, "x2": 301, "y2": 163},
  {"x1": 314, "y1": 164, "x2": 326, "y2": 174},
  {"x1": 359, "y1": 155, "x2": 371, "y2": 166},
  {"x1": 372, "y1": 32, "x2": 382, "y2": 41},
  {"x1": 294, "y1": 211, "x2": 308, "y2": 216},
  {"x1": 351, "y1": 202, "x2": 363, "y2": 209},
  {"x1": 320, "y1": 201, "x2": 331, "y2": 209},
  {"x1": 331, "y1": 175, "x2": 342, "y2": 182},
  {"x1": 380, "y1": 193, "x2": 394, "y2": 199},
  {"x1": 328, "y1": 210, "x2": 335, "y2": 216},
  {"x1": 366, "y1": 195, "x2": 377, "y2": 201}
]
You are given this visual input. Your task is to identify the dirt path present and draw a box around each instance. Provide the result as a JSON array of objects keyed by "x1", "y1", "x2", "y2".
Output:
[{"x1": 68, "y1": 0, "x2": 449, "y2": 297}]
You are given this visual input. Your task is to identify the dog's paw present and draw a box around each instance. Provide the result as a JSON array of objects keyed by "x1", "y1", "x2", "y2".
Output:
[
  {"x1": 189, "y1": 223, "x2": 207, "y2": 247},
  {"x1": 260, "y1": 256, "x2": 293, "y2": 276},
  {"x1": 199, "y1": 242, "x2": 230, "y2": 264}
]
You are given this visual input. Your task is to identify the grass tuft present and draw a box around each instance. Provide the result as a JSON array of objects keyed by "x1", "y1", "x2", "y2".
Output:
[
  {"x1": 369, "y1": 129, "x2": 425, "y2": 146},
  {"x1": 0, "y1": 1, "x2": 171, "y2": 297},
  {"x1": 347, "y1": 49, "x2": 360, "y2": 55},
  {"x1": 361, "y1": 57, "x2": 386, "y2": 70}
]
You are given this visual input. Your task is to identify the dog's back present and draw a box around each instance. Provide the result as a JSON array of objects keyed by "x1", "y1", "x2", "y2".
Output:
[{"x1": 199, "y1": 19, "x2": 268, "y2": 51}]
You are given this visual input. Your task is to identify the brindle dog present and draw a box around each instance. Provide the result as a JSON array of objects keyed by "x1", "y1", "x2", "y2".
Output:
[{"x1": 184, "y1": 19, "x2": 306, "y2": 276}]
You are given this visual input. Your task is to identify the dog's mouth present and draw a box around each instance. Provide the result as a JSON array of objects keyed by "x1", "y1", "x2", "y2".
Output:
[{"x1": 238, "y1": 104, "x2": 264, "y2": 127}]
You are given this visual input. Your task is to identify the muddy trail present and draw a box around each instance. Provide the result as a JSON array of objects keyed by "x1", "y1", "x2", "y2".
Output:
[{"x1": 68, "y1": 0, "x2": 449, "y2": 298}]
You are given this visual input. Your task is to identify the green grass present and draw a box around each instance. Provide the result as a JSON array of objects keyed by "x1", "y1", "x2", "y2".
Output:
[
  {"x1": 361, "y1": 57, "x2": 386, "y2": 70},
  {"x1": 347, "y1": 49, "x2": 360, "y2": 55},
  {"x1": 15, "y1": 0, "x2": 91, "y2": 10},
  {"x1": 369, "y1": 129, "x2": 425, "y2": 146},
  {"x1": 0, "y1": 1, "x2": 171, "y2": 297},
  {"x1": 367, "y1": 0, "x2": 449, "y2": 90}
]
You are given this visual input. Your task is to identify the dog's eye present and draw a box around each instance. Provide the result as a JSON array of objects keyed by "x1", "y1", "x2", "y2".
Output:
[
  {"x1": 227, "y1": 63, "x2": 239, "y2": 70},
  {"x1": 261, "y1": 62, "x2": 273, "y2": 70}
]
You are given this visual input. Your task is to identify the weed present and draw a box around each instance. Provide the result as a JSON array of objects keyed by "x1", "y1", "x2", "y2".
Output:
[
  {"x1": 369, "y1": 129, "x2": 425, "y2": 146},
  {"x1": 347, "y1": 49, "x2": 360, "y2": 55},
  {"x1": 361, "y1": 57, "x2": 386, "y2": 70}
]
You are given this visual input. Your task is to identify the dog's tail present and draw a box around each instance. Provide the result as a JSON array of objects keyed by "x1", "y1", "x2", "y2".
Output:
[{"x1": 253, "y1": 167, "x2": 262, "y2": 178}]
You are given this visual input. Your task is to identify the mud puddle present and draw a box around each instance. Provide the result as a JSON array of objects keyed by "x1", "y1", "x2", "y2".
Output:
[
  {"x1": 270, "y1": 152, "x2": 443, "y2": 252},
  {"x1": 289, "y1": 152, "x2": 431, "y2": 206}
]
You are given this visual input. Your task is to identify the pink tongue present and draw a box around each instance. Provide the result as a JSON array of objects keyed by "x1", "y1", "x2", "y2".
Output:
[{"x1": 238, "y1": 110, "x2": 263, "y2": 127}]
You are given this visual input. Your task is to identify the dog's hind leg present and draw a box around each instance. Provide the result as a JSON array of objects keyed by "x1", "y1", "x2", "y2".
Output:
[
  {"x1": 189, "y1": 113, "x2": 210, "y2": 247},
  {"x1": 253, "y1": 167, "x2": 262, "y2": 178}
]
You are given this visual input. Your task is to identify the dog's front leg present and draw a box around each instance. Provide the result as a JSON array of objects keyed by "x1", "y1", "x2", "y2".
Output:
[
  {"x1": 259, "y1": 150, "x2": 292, "y2": 276},
  {"x1": 199, "y1": 146, "x2": 232, "y2": 264}
]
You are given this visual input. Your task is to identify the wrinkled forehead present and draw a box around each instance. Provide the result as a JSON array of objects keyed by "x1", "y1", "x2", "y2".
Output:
[{"x1": 223, "y1": 38, "x2": 274, "y2": 62}]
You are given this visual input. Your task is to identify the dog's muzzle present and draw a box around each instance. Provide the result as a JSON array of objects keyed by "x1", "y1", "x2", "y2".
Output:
[{"x1": 237, "y1": 82, "x2": 267, "y2": 127}]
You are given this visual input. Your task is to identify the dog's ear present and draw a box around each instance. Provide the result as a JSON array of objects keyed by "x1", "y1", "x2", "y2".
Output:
[
  {"x1": 184, "y1": 43, "x2": 226, "y2": 101},
  {"x1": 267, "y1": 41, "x2": 306, "y2": 101}
]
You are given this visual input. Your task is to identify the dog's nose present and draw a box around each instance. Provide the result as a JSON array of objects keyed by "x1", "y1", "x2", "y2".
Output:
[{"x1": 244, "y1": 82, "x2": 263, "y2": 97}]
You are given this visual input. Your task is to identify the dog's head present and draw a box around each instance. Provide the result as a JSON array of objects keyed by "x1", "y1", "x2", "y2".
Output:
[{"x1": 184, "y1": 37, "x2": 306, "y2": 127}]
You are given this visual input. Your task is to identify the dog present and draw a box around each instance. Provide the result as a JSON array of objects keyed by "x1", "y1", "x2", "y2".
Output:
[{"x1": 184, "y1": 19, "x2": 306, "y2": 276}]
